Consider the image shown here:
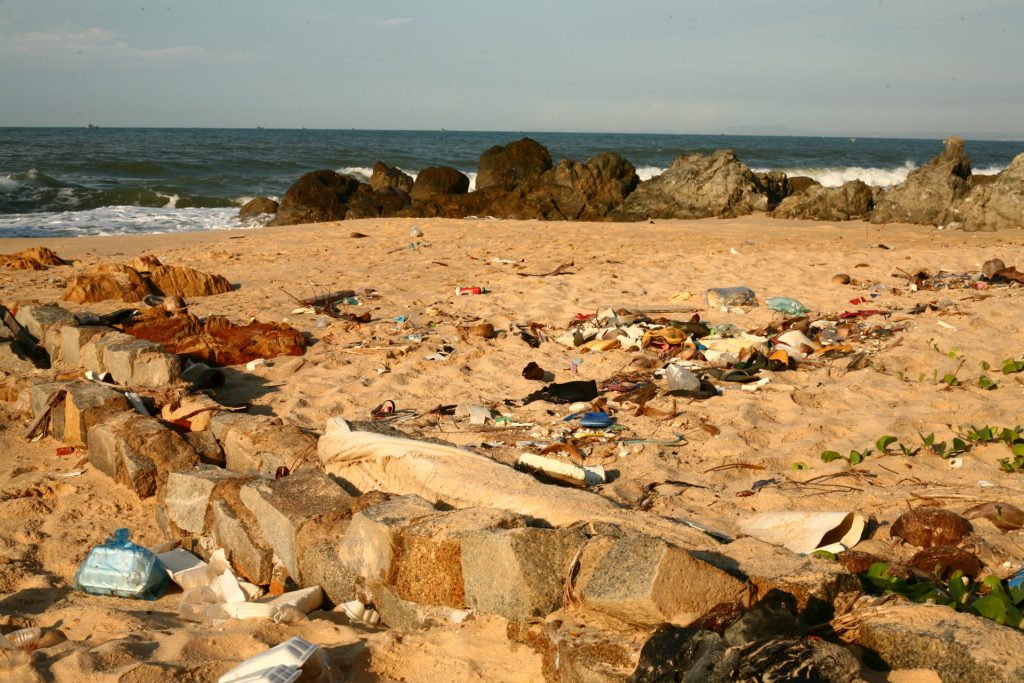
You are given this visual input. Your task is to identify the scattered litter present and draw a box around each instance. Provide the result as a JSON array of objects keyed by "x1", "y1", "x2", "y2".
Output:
[
  {"x1": 75, "y1": 528, "x2": 169, "y2": 600},
  {"x1": 517, "y1": 452, "x2": 606, "y2": 488},
  {"x1": 217, "y1": 636, "x2": 320, "y2": 683},
  {"x1": 739, "y1": 511, "x2": 865, "y2": 555}
]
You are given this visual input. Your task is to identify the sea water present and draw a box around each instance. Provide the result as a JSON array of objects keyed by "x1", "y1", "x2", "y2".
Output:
[{"x1": 1, "y1": 127, "x2": 1022, "y2": 238}]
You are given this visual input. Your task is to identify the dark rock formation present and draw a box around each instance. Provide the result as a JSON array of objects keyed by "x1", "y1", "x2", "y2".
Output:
[
  {"x1": 754, "y1": 171, "x2": 791, "y2": 209},
  {"x1": 370, "y1": 161, "x2": 414, "y2": 194},
  {"x1": 476, "y1": 137, "x2": 553, "y2": 190},
  {"x1": 870, "y1": 136, "x2": 972, "y2": 226},
  {"x1": 772, "y1": 180, "x2": 874, "y2": 221},
  {"x1": 409, "y1": 166, "x2": 470, "y2": 202},
  {"x1": 610, "y1": 150, "x2": 769, "y2": 221},
  {"x1": 238, "y1": 197, "x2": 279, "y2": 222},
  {"x1": 269, "y1": 170, "x2": 361, "y2": 226},
  {"x1": 951, "y1": 151, "x2": 1024, "y2": 231},
  {"x1": 345, "y1": 185, "x2": 412, "y2": 220},
  {"x1": 787, "y1": 176, "x2": 821, "y2": 195}
]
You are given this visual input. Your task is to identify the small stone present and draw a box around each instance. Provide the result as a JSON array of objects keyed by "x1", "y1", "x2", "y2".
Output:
[
  {"x1": 982, "y1": 258, "x2": 1006, "y2": 279},
  {"x1": 832, "y1": 273, "x2": 852, "y2": 285}
]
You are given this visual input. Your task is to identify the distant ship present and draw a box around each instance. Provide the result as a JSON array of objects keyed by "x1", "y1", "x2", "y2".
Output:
[{"x1": 87, "y1": 123, "x2": 99, "y2": 129}]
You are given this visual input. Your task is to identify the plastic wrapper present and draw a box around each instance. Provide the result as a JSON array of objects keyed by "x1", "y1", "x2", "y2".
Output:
[{"x1": 706, "y1": 287, "x2": 758, "y2": 310}]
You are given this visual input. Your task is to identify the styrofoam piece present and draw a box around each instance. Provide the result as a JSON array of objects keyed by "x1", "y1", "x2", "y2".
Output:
[
  {"x1": 738, "y1": 511, "x2": 865, "y2": 555},
  {"x1": 775, "y1": 329, "x2": 820, "y2": 351},
  {"x1": 222, "y1": 664, "x2": 301, "y2": 683},
  {"x1": 218, "y1": 637, "x2": 319, "y2": 683},
  {"x1": 222, "y1": 602, "x2": 278, "y2": 620},
  {"x1": 157, "y1": 548, "x2": 209, "y2": 590},
  {"x1": 517, "y1": 453, "x2": 606, "y2": 488},
  {"x1": 264, "y1": 586, "x2": 324, "y2": 614},
  {"x1": 455, "y1": 403, "x2": 490, "y2": 425}
]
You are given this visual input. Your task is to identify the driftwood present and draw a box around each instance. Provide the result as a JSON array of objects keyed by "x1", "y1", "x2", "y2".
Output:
[{"x1": 25, "y1": 388, "x2": 66, "y2": 440}]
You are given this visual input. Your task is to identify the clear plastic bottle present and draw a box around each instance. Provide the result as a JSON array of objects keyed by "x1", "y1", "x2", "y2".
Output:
[{"x1": 765, "y1": 296, "x2": 810, "y2": 315}]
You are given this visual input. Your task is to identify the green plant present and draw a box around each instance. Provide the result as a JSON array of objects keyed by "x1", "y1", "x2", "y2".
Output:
[
  {"x1": 1002, "y1": 358, "x2": 1024, "y2": 375},
  {"x1": 821, "y1": 448, "x2": 871, "y2": 465},
  {"x1": 919, "y1": 432, "x2": 970, "y2": 459},
  {"x1": 876, "y1": 435, "x2": 897, "y2": 452},
  {"x1": 978, "y1": 374, "x2": 998, "y2": 390},
  {"x1": 859, "y1": 563, "x2": 1024, "y2": 629}
]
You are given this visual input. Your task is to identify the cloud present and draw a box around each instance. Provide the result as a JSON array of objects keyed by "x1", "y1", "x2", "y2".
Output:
[
  {"x1": 0, "y1": 26, "x2": 252, "y2": 62},
  {"x1": 374, "y1": 17, "x2": 413, "y2": 27}
]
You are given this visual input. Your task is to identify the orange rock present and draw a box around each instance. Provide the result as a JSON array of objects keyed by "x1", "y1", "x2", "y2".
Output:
[
  {"x1": 0, "y1": 246, "x2": 67, "y2": 271},
  {"x1": 62, "y1": 264, "x2": 151, "y2": 303}
]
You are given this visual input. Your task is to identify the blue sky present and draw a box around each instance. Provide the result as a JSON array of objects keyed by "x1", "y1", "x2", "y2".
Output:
[{"x1": 0, "y1": 0, "x2": 1021, "y2": 135}]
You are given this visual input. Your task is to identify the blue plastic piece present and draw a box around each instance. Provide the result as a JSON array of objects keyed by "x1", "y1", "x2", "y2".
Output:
[
  {"x1": 74, "y1": 528, "x2": 168, "y2": 600},
  {"x1": 579, "y1": 412, "x2": 614, "y2": 429},
  {"x1": 1009, "y1": 568, "x2": 1024, "y2": 592}
]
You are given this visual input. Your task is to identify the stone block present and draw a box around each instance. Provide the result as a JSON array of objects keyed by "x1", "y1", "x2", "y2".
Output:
[
  {"x1": 59, "y1": 325, "x2": 109, "y2": 368},
  {"x1": 211, "y1": 500, "x2": 274, "y2": 584},
  {"x1": 183, "y1": 430, "x2": 225, "y2": 466},
  {"x1": 62, "y1": 381, "x2": 129, "y2": 446},
  {"x1": 162, "y1": 466, "x2": 248, "y2": 535},
  {"x1": 369, "y1": 581, "x2": 471, "y2": 632},
  {"x1": 87, "y1": 416, "x2": 158, "y2": 498},
  {"x1": 14, "y1": 303, "x2": 76, "y2": 354},
  {"x1": 461, "y1": 526, "x2": 586, "y2": 621},
  {"x1": 239, "y1": 471, "x2": 353, "y2": 580},
  {"x1": 86, "y1": 412, "x2": 198, "y2": 497},
  {"x1": 694, "y1": 537, "x2": 861, "y2": 624},
  {"x1": 388, "y1": 507, "x2": 525, "y2": 608},
  {"x1": 296, "y1": 537, "x2": 359, "y2": 607},
  {"x1": 30, "y1": 381, "x2": 69, "y2": 440},
  {"x1": 851, "y1": 602, "x2": 1024, "y2": 682},
  {"x1": 576, "y1": 533, "x2": 750, "y2": 627},
  {"x1": 337, "y1": 494, "x2": 436, "y2": 586},
  {"x1": 129, "y1": 348, "x2": 181, "y2": 388},
  {"x1": 80, "y1": 331, "x2": 126, "y2": 375},
  {"x1": 102, "y1": 336, "x2": 163, "y2": 386},
  {"x1": 211, "y1": 413, "x2": 315, "y2": 477}
]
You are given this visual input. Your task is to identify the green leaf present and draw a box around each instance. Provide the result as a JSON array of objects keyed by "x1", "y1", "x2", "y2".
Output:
[
  {"x1": 941, "y1": 372, "x2": 959, "y2": 386},
  {"x1": 812, "y1": 550, "x2": 836, "y2": 560},
  {"x1": 971, "y1": 595, "x2": 1011, "y2": 624},
  {"x1": 981, "y1": 360, "x2": 991, "y2": 371},
  {"x1": 978, "y1": 375, "x2": 998, "y2": 390},
  {"x1": 951, "y1": 437, "x2": 970, "y2": 454},
  {"x1": 876, "y1": 435, "x2": 897, "y2": 451},
  {"x1": 821, "y1": 450, "x2": 843, "y2": 463},
  {"x1": 1012, "y1": 443, "x2": 1024, "y2": 457},
  {"x1": 790, "y1": 461, "x2": 807, "y2": 471},
  {"x1": 849, "y1": 450, "x2": 863, "y2": 465}
]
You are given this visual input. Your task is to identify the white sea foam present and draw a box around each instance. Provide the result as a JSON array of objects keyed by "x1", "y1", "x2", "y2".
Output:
[
  {"x1": 159, "y1": 193, "x2": 180, "y2": 209},
  {"x1": 0, "y1": 206, "x2": 244, "y2": 238},
  {"x1": 973, "y1": 165, "x2": 1007, "y2": 176},
  {"x1": 0, "y1": 175, "x2": 20, "y2": 191},
  {"x1": 337, "y1": 166, "x2": 478, "y2": 191},
  {"x1": 634, "y1": 165, "x2": 666, "y2": 181}
]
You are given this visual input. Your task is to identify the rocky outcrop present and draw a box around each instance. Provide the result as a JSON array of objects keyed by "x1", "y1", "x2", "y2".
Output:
[
  {"x1": 870, "y1": 136, "x2": 972, "y2": 226},
  {"x1": 238, "y1": 197, "x2": 279, "y2": 222},
  {"x1": 950, "y1": 151, "x2": 1024, "y2": 231},
  {"x1": 754, "y1": 172, "x2": 792, "y2": 209},
  {"x1": 787, "y1": 176, "x2": 821, "y2": 195},
  {"x1": 772, "y1": 180, "x2": 874, "y2": 221},
  {"x1": 0, "y1": 246, "x2": 68, "y2": 271},
  {"x1": 410, "y1": 166, "x2": 470, "y2": 202},
  {"x1": 345, "y1": 185, "x2": 412, "y2": 220},
  {"x1": 476, "y1": 137, "x2": 553, "y2": 190},
  {"x1": 269, "y1": 170, "x2": 361, "y2": 226},
  {"x1": 63, "y1": 264, "x2": 152, "y2": 304},
  {"x1": 130, "y1": 256, "x2": 232, "y2": 298},
  {"x1": 610, "y1": 150, "x2": 769, "y2": 221},
  {"x1": 369, "y1": 162, "x2": 414, "y2": 194}
]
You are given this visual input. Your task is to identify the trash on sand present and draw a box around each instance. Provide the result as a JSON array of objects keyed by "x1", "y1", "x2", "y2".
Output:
[
  {"x1": 217, "y1": 636, "x2": 320, "y2": 683},
  {"x1": 74, "y1": 528, "x2": 169, "y2": 600},
  {"x1": 664, "y1": 364, "x2": 700, "y2": 392},
  {"x1": 341, "y1": 599, "x2": 382, "y2": 626},
  {"x1": 765, "y1": 296, "x2": 810, "y2": 316},
  {"x1": 738, "y1": 511, "x2": 866, "y2": 555},
  {"x1": 578, "y1": 411, "x2": 614, "y2": 429},
  {"x1": 5, "y1": 626, "x2": 66, "y2": 651},
  {"x1": 516, "y1": 452, "x2": 606, "y2": 488},
  {"x1": 523, "y1": 379, "x2": 599, "y2": 405},
  {"x1": 455, "y1": 403, "x2": 491, "y2": 425},
  {"x1": 960, "y1": 501, "x2": 1023, "y2": 532},
  {"x1": 706, "y1": 287, "x2": 758, "y2": 311}
]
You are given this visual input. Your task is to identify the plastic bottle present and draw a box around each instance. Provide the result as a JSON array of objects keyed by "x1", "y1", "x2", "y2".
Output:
[
  {"x1": 765, "y1": 297, "x2": 810, "y2": 316},
  {"x1": 74, "y1": 528, "x2": 169, "y2": 600},
  {"x1": 455, "y1": 286, "x2": 487, "y2": 296},
  {"x1": 706, "y1": 287, "x2": 757, "y2": 310},
  {"x1": 409, "y1": 225, "x2": 423, "y2": 238}
]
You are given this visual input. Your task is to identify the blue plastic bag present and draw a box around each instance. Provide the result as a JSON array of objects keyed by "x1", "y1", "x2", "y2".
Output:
[{"x1": 74, "y1": 528, "x2": 168, "y2": 600}]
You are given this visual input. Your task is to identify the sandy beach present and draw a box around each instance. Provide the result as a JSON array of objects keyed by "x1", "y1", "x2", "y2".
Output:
[{"x1": 1, "y1": 214, "x2": 1022, "y2": 681}]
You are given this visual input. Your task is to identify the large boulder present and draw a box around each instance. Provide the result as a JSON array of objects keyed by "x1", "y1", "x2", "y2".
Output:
[
  {"x1": 951, "y1": 151, "x2": 1024, "y2": 231},
  {"x1": 369, "y1": 161, "x2": 414, "y2": 194},
  {"x1": 130, "y1": 256, "x2": 232, "y2": 298},
  {"x1": 610, "y1": 150, "x2": 769, "y2": 221},
  {"x1": 269, "y1": 170, "x2": 361, "y2": 226},
  {"x1": 238, "y1": 197, "x2": 279, "y2": 222},
  {"x1": 772, "y1": 180, "x2": 874, "y2": 221},
  {"x1": 410, "y1": 166, "x2": 470, "y2": 201},
  {"x1": 62, "y1": 263, "x2": 152, "y2": 304},
  {"x1": 345, "y1": 184, "x2": 412, "y2": 220},
  {"x1": 476, "y1": 137, "x2": 553, "y2": 190},
  {"x1": 870, "y1": 136, "x2": 972, "y2": 225}
]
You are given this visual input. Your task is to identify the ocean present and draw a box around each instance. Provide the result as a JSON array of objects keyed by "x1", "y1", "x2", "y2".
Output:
[{"x1": 1, "y1": 128, "x2": 1022, "y2": 238}]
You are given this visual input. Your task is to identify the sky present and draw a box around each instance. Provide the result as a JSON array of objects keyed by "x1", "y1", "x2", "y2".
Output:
[{"x1": 0, "y1": 0, "x2": 1022, "y2": 136}]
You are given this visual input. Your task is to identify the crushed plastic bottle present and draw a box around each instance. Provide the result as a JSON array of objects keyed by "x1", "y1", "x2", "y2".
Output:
[
  {"x1": 765, "y1": 297, "x2": 810, "y2": 316},
  {"x1": 74, "y1": 528, "x2": 169, "y2": 600},
  {"x1": 409, "y1": 225, "x2": 423, "y2": 238},
  {"x1": 706, "y1": 287, "x2": 758, "y2": 310}
]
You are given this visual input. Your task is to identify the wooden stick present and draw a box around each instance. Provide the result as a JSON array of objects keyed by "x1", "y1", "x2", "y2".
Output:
[{"x1": 24, "y1": 389, "x2": 66, "y2": 440}]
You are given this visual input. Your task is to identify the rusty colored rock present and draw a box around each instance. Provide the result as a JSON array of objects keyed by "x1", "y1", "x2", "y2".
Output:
[
  {"x1": 130, "y1": 256, "x2": 232, "y2": 297},
  {"x1": 62, "y1": 264, "x2": 152, "y2": 303},
  {"x1": 0, "y1": 246, "x2": 67, "y2": 271},
  {"x1": 909, "y1": 545, "x2": 982, "y2": 579},
  {"x1": 123, "y1": 309, "x2": 306, "y2": 366},
  {"x1": 890, "y1": 507, "x2": 972, "y2": 549}
]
